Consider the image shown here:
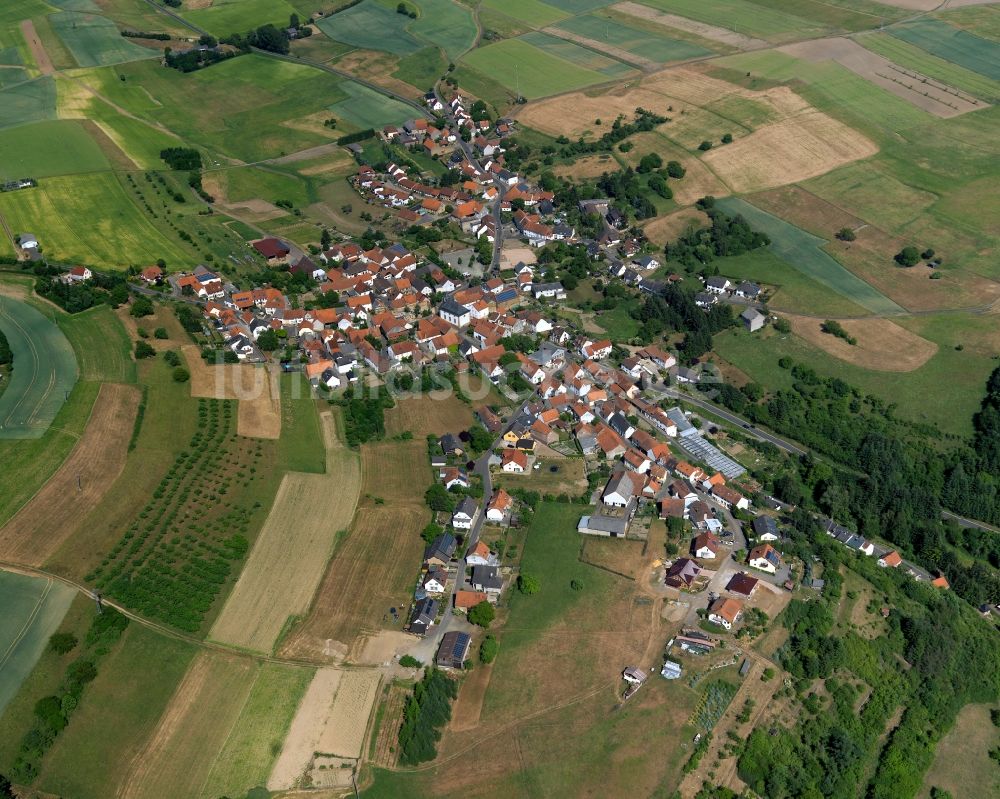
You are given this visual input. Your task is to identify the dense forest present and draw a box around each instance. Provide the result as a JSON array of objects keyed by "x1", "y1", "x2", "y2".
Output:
[
  {"x1": 633, "y1": 283, "x2": 735, "y2": 360},
  {"x1": 713, "y1": 360, "x2": 1000, "y2": 606},
  {"x1": 665, "y1": 204, "x2": 771, "y2": 267}
]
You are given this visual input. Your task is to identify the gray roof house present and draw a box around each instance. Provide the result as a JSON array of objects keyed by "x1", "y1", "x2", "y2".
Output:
[
  {"x1": 471, "y1": 564, "x2": 503, "y2": 594},
  {"x1": 408, "y1": 597, "x2": 439, "y2": 635},
  {"x1": 741, "y1": 307, "x2": 766, "y2": 332}
]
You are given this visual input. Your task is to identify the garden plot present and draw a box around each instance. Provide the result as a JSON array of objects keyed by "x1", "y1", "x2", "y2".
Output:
[{"x1": 779, "y1": 37, "x2": 985, "y2": 118}]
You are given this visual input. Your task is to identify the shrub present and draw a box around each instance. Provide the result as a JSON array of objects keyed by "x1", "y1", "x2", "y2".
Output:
[
  {"x1": 153, "y1": 327, "x2": 168, "y2": 339},
  {"x1": 835, "y1": 227, "x2": 856, "y2": 242},
  {"x1": 130, "y1": 295, "x2": 154, "y2": 317},
  {"x1": 468, "y1": 601, "x2": 495, "y2": 628},
  {"x1": 172, "y1": 366, "x2": 191, "y2": 383},
  {"x1": 399, "y1": 655, "x2": 423, "y2": 668},
  {"x1": 48, "y1": 633, "x2": 78, "y2": 655},
  {"x1": 666, "y1": 160, "x2": 686, "y2": 178},
  {"x1": 774, "y1": 317, "x2": 791, "y2": 334},
  {"x1": 479, "y1": 634, "x2": 499, "y2": 664},
  {"x1": 721, "y1": 133, "x2": 733, "y2": 144},
  {"x1": 894, "y1": 246, "x2": 920, "y2": 267},
  {"x1": 698, "y1": 140, "x2": 713, "y2": 151},
  {"x1": 570, "y1": 579, "x2": 584, "y2": 591},
  {"x1": 517, "y1": 574, "x2": 540, "y2": 594},
  {"x1": 134, "y1": 340, "x2": 155, "y2": 359}
]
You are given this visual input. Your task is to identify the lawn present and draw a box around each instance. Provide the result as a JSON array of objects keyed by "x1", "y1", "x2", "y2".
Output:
[
  {"x1": 714, "y1": 197, "x2": 903, "y2": 315},
  {"x1": 0, "y1": 172, "x2": 194, "y2": 268},
  {"x1": 890, "y1": 19, "x2": 1000, "y2": 82},
  {"x1": 330, "y1": 80, "x2": 415, "y2": 130},
  {"x1": 480, "y1": 0, "x2": 569, "y2": 27},
  {"x1": 593, "y1": 296, "x2": 641, "y2": 339},
  {"x1": 858, "y1": 31, "x2": 1000, "y2": 103},
  {"x1": 520, "y1": 32, "x2": 637, "y2": 78},
  {"x1": 920, "y1": 702, "x2": 1000, "y2": 799},
  {"x1": 182, "y1": 0, "x2": 300, "y2": 37},
  {"x1": 0, "y1": 76, "x2": 56, "y2": 130},
  {"x1": 0, "y1": 120, "x2": 110, "y2": 180},
  {"x1": 635, "y1": 0, "x2": 823, "y2": 42},
  {"x1": 0, "y1": 571, "x2": 76, "y2": 716},
  {"x1": 49, "y1": 11, "x2": 156, "y2": 67},
  {"x1": 0, "y1": 380, "x2": 98, "y2": 527},
  {"x1": 37, "y1": 624, "x2": 197, "y2": 799},
  {"x1": 554, "y1": 12, "x2": 713, "y2": 63},
  {"x1": 462, "y1": 38, "x2": 610, "y2": 99},
  {"x1": 0, "y1": 294, "x2": 79, "y2": 439}
]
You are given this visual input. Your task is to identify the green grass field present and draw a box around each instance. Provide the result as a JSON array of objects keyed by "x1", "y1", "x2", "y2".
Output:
[
  {"x1": 712, "y1": 320, "x2": 994, "y2": 437},
  {"x1": 37, "y1": 623, "x2": 196, "y2": 799},
  {"x1": 0, "y1": 67, "x2": 29, "y2": 88},
  {"x1": 49, "y1": 11, "x2": 156, "y2": 67},
  {"x1": 200, "y1": 662, "x2": 314, "y2": 798},
  {"x1": 218, "y1": 165, "x2": 315, "y2": 209},
  {"x1": 0, "y1": 571, "x2": 76, "y2": 716},
  {"x1": 318, "y1": 0, "x2": 423, "y2": 55},
  {"x1": 411, "y1": 0, "x2": 478, "y2": 59},
  {"x1": 89, "y1": 57, "x2": 347, "y2": 162},
  {"x1": 744, "y1": 0, "x2": 902, "y2": 32},
  {"x1": 0, "y1": 378, "x2": 98, "y2": 527},
  {"x1": 553, "y1": 12, "x2": 713, "y2": 63},
  {"x1": 520, "y1": 31, "x2": 636, "y2": 77},
  {"x1": 393, "y1": 45, "x2": 447, "y2": 91},
  {"x1": 858, "y1": 31, "x2": 1000, "y2": 103},
  {"x1": 714, "y1": 197, "x2": 904, "y2": 315},
  {"x1": 0, "y1": 76, "x2": 56, "y2": 130},
  {"x1": 56, "y1": 305, "x2": 136, "y2": 384},
  {"x1": 635, "y1": 0, "x2": 824, "y2": 42},
  {"x1": 182, "y1": 0, "x2": 300, "y2": 37},
  {"x1": 712, "y1": 248, "x2": 870, "y2": 317},
  {"x1": 545, "y1": 0, "x2": 615, "y2": 11},
  {"x1": 481, "y1": 0, "x2": 569, "y2": 27},
  {"x1": 462, "y1": 38, "x2": 610, "y2": 99},
  {"x1": 78, "y1": 0, "x2": 193, "y2": 37},
  {"x1": 82, "y1": 96, "x2": 181, "y2": 169},
  {"x1": 0, "y1": 172, "x2": 194, "y2": 268},
  {"x1": 330, "y1": 80, "x2": 416, "y2": 129},
  {"x1": 0, "y1": 120, "x2": 110, "y2": 180},
  {"x1": 0, "y1": 294, "x2": 79, "y2": 439},
  {"x1": 890, "y1": 19, "x2": 1000, "y2": 82}
]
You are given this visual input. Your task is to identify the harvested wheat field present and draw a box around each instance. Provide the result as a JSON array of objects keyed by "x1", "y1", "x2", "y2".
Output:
[
  {"x1": 268, "y1": 668, "x2": 343, "y2": 791},
  {"x1": 384, "y1": 394, "x2": 475, "y2": 438},
  {"x1": 643, "y1": 207, "x2": 707, "y2": 245},
  {"x1": 614, "y1": 2, "x2": 768, "y2": 50},
  {"x1": 780, "y1": 37, "x2": 984, "y2": 118},
  {"x1": 450, "y1": 661, "x2": 495, "y2": 732},
  {"x1": 317, "y1": 669, "x2": 381, "y2": 758},
  {"x1": 554, "y1": 153, "x2": 620, "y2": 180},
  {"x1": 0, "y1": 383, "x2": 139, "y2": 567},
  {"x1": 209, "y1": 412, "x2": 361, "y2": 654},
  {"x1": 118, "y1": 651, "x2": 256, "y2": 799},
  {"x1": 267, "y1": 668, "x2": 380, "y2": 789},
  {"x1": 181, "y1": 346, "x2": 281, "y2": 439},
  {"x1": 361, "y1": 439, "x2": 431, "y2": 502},
  {"x1": 703, "y1": 111, "x2": 878, "y2": 193},
  {"x1": 787, "y1": 315, "x2": 937, "y2": 371}
]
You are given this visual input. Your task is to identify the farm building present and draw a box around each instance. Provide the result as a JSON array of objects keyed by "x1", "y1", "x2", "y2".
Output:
[{"x1": 436, "y1": 631, "x2": 472, "y2": 669}]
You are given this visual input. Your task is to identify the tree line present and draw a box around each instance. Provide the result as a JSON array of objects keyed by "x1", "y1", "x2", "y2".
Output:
[{"x1": 397, "y1": 668, "x2": 458, "y2": 765}]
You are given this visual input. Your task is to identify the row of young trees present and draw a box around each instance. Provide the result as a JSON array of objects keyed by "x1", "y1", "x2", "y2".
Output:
[{"x1": 397, "y1": 669, "x2": 459, "y2": 765}]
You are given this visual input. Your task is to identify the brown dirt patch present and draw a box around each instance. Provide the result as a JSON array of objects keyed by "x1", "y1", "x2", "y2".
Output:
[
  {"x1": 78, "y1": 119, "x2": 137, "y2": 170},
  {"x1": 450, "y1": 660, "x2": 495, "y2": 732},
  {"x1": 115, "y1": 305, "x2": 185, "y2": 352},
  {"x1": 614, "y1": 2, "x2": 769, "y2": 50},
  {"x1": 201, "y1": 174, "x2": 287, "y2": 221},
  {"x1": 268, "y1": 668, "x2": 343, "y2": 790},
  {"x1": 579, "y1": 537, "x2": 647, "y2": 578},
  {"x1": 780, "y1": 37, "x2": 986, "y2": 118},
  {"x1": 643, "y1": 208, "x2": 705, "y2": 246},
  {"x1": 118, "y1": 650, "x2": 256, "y2": 799},
  {"x1": 787, "y1": 314, "x2": 938, "y2": 371},
  {"x1": 20, "y1": 19, "x2": 53, "y2": 75},
  {"x1": 181, "y1": 346, "x2": 281, "y2": 439},
  {"x1": 553, "y1": 153, "x2": 619, "y2": 180},
  {"x1": 209, "y1": 412, "x2": 360, "y2": 654},
  {"x1": 702, "y1": 110, "x2": 878, "y2": 193},
  {"x1": 332, "y1": 49, "x2": 418, "y2": 102},
  {"x1": 0, "y1": 383, "x2": 139, "y2": 567},
  {"x1": 360, "y1": 438, "x2": 431, "y2": 502},
  {"x1": 354, "y1": 630, "x2": 413, "y2": 666},
  {"x1": 372, "y1": 683, "x2": 408, "y2": 766},
  {"x1": 384, "y1": 394, "x2": 475, "y2": 438}
]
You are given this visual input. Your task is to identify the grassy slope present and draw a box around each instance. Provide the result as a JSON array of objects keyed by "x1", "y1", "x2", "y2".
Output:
[
  {"x1": 37, "y1": 623, "x2": 197, "y2": 799},
  {"x1": 461, "y1": 38, "x2": 610, "y2": 98},
  {"x1": 0, "y1": 120, "x2": 110, "y2": 180}
]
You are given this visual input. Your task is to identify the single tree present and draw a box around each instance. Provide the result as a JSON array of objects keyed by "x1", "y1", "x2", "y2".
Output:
[{"x1": 468, "y1": 601, "x2": 495, "y2": 628}]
